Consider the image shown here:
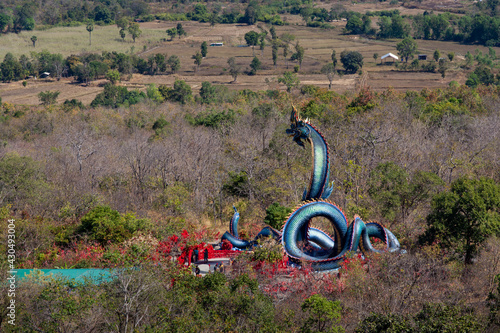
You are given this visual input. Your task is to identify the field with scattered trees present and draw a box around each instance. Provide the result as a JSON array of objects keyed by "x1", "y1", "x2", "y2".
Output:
[{"x1": 0, "y1": 1, "x2": 499, "y2": 332}]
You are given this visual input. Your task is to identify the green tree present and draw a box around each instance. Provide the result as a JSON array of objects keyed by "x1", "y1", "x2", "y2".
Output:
[
  {"x1": 355, "y1": 313, "x2": 412, "y2": 333},
  {"x1": 170, "y1": 79, "x2": 192, "y2": 104},
  {"x1": 438, "y1": 58, "x2": 448, "y2": 78},
  {"x1": 105, "y1": 69, "x2": 120, "y2": 85},
  {"x1": 0, "y1": 153, "x2": 48, "y2": 208},
  {"x1": 38, "y1": 90, "x2": 60, "y2": 105},
  {"x1": 249, "y1": 56, "x2": 261, "y2": 75},
  {"x1": 116, "y1": 17, "x2": 129, "y2": 30},
  {"x1": 447, "y1": 52, "x2": 455, "y2": 62},
  {"x1": 167, "y1": 55, "x2": 180, "y2": 72},
  {"x1": 199, "y1": 81, "x2": 217, "y2": 104},
  {"x1": 433, "y1": 49, "x2": 441, "y2": 62},
  {"x1": 414, "y1": 303, "x2": 482, "y2": 332},
  {"x1": 373, "y1": 53, "x2": 379, "y2": 62},
  {"x1": 321, "y1": 63, "x2": 336, "y2": 89},
  {"x1": 244, "y1": 4, "x2": 259, "y2": 25},
  {"x1": 86, "y1": 21, "x2": 94, "y2": 46},
  {"x1": 128, "y1": 22, "x2": 141, "y2": 42},
  {"x1": 331, "y1": 50, "x2": 337, "y2": 68},
  {"x1": 340, "y1": 50, "x2": 364, "y2": 74},
  {"x1": 245, "y1": 31, "x2": 260, "y2": 56},
  {"x1": 166, "y1": 27, "x2": 177, "y2": 41},
  {"x1": 192, "y1": 51, "x2": 202, "y2": 72},
  {"x1": 146, "y1": 83, "x2": 164, "y2": 103},
  {"x1": 78, "y1": 206, "x2": 150, "y2": 245},
  {"x1": 292, "y1": 42, "x2": 305, "y2": 69},
  {"x1": 259, "y1": 34, "x2": 266, "y2": 57},
  {"x1": 201, "y1": 41, "x2": 208, "y2": 57},
  {"x1": 227, "y1": 57, "x2": 240, "y2": 83},
  {"x1": 465, "y1": 51, "x2": 474, "y2": 68},
  {"x1": 30, "y1": 35, "x2": 37, "y2": 47},
  {"x1": 300, "y1": 294, "x2": 344, "y2": 333},
  {"x1": 368, "y1": 162, "x2": 444, "y2": 224},
  {"x1": 396, "y1": 37, "x2": 418, "y2": 63},
  {"x1": 421, "y1": 177, "x2": 500, "y2": 264},
  {"x1": 345, "y1": 15, "x2": 364, "y2": 34},
  {"x1": 0, "y1": 13, "x2": 11, "y2": 32},
  {"x1": 264, "y1": 203, "x2": 291, "y2": 230},
  {"x1": 176, "y1": 23, "x2": 185, "y2": 38},
  {"x1": 119, "y1": 28, "x2": 126, "y2": 41},
  {"x1": 272, "y1": 40, "x2": 279, "y2": 68},
  {"x1": 278, "y1": 71, "x2": 300, "y2": 92}
]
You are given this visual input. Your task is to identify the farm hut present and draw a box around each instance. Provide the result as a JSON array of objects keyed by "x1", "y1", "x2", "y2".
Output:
[
  {"x1": 381, "y1": 53, "x2": 399, "y2": 63},
  {"x1": 40, "y1": 72, "x2": 50, "y2": 78},
  {"x1": 418, "y1": 54, "x2": 427, "y2": 60},
  {"x1": 210, "y1": 42, "x2": 223, "y2": 47}
]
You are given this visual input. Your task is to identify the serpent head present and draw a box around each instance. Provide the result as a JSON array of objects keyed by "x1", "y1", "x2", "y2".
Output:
[{"x1": 286, "y1": 107, "x2": 310, "y2": 147}]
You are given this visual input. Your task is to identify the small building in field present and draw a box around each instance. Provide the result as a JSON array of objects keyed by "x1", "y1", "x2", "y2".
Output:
[
  {"x1": 418, "y1": 54, "x2": 427, "y2": 60},
  {"x1": 210, "y1": 42, "x2": 223, "y2": 47},
  {"x1": 381, "y1": 53, "x2": 399, "y2": 62},
  {"x1": 40, "y1": 72, "x2": 50, "y2": 78}
]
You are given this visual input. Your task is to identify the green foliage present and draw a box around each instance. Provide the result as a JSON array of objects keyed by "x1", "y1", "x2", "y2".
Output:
[
  {"x1": 420, "y1": 98, "x2": 469, "y2": 125},
  {"x1": 227, "y1": 56, "x2": 240, "y2": 82},
  {"x1": 368, "y1": 162, "x2": 443, "y2": 223},
  {"x1": 127, "y1": 22, "x2": 141, "y2": 42},
  {"x1": 396, "y1": 37, "x2": 418, "y2": 62},
  {"x1": 414, "y1": 303, "x2": 482, "y2": 332},
  {"x1": 278, "y1": 71, "x2": 300, "y2": 92},
  {"x1": 152, "y1": 116, "x2": 169, "y2": 136},
  {"x1": 78, "y1": 205, "x2": 151, "y2": 245},
  {"x1": 466, "y1": 66, "x2": 495, "y2": 88},
  {"x1": 355, "y1": 313, "x2": 412, "y2": 333},
  {"x1": 249, "y1": 56, "x2": 261, "y2": 75},
  {"x1": 166, "y1": 27, "x2": 177, "y2": 40},
  {"x1": 340, "y1": 50, "x2": 363, "y2": 74},
  {"x1": 487, "y1": 273, "x2": 500, "y2": 329},
  {"x1": 244, "y1": 31, "x2": 260, "y2": 48},
  {"x1": 155, "y1": 182, "x2": 191, "y2": 215},
  {"x1": 192, "y1": 51, "x2": 202, "y2": 70},
  {"x1": 421, "y1": 177, "x2": 500, "y2": 264},
  {"x1": 167, "y1": 55, "x2": 180, "y2": 72},
  {"x1": 63, "y1": 98, "x2": 84, "y2": 110},
  {"x1": 169, "y1": 79, "x2": 192, "y2": 104},
  {"x1": 264, "y1": 202, "x2": 291, "y2": 230},
  {"x1": 33, "y1": 278, "x2": 101, "y2": 331},
  {"x1": 146, "y1": 83, "x2": 164, "y2": 103},
  {"x1": 187, "y1": 108, "x2": 237, "y2": 129},
  {"x1": 90, "y1": 83, "x2": 145, "y2": 108},
  {"x1": 105, "y1": 69, "x2": 120, "y2": 84},
  {"x1": 223, "y1": 171, "x2": 249, "y2": 197},
  {"x1": 0, "y1": 153, "x2": 48, "y2": 208},
  {"x1": 201, "y1": 41, "x2": 208, "y2": 57},
  {"x1": 38, "y1": 90, "x2": 60, "y2": 105},
  {"x1": 301, "y1": 294, "x2": 344, "y2": 333},
  {"x1": 252, "y1": 239, "x2": 283, "y2": 263}
]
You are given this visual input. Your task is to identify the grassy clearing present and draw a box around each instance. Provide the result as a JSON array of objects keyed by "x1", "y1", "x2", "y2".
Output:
[{"x1": 0, "y1": 24, "x2": 169, "y2": 59}]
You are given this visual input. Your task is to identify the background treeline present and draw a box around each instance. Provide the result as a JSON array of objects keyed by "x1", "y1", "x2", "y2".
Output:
[
  {"x1": 1, "y1": 0, "x2": 500, "y2": 46},
  {"x1": 344, "y1": 9, "x2": 500, "y2": 46},
  {"x1": 0, "y1": 50, "x2": 181, "y2": 83}
]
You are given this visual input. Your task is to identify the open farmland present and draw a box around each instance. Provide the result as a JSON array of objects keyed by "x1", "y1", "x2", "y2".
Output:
[{"x1": 0, "y1": 12, "x2": 498, "y2": 105}]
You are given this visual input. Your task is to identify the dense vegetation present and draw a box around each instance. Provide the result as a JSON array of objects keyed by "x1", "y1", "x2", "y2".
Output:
[
  {"x1": 0, "y1": 1, "x2": 500, "y2": 332},
  {"x1": 1, "y1": 81, "x2": 499, "y2": 331}
]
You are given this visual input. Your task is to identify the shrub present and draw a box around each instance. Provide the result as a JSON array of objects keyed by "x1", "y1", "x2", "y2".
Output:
[
  {"x1": 78, "y1": 206, "x2": 151, "y2": 245},
  {"x1": 264, "y1": 203, "x2": 291, "y2": 230}
]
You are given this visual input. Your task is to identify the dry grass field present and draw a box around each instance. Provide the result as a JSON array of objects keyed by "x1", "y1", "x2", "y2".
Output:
[{"x1": 0, "y1": 4, "x2": 498, "y2": 105}]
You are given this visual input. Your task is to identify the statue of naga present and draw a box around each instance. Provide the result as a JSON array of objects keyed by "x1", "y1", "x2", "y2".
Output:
[{"x1": 222, "y1": 107, "x2": 401, "y2": 271}]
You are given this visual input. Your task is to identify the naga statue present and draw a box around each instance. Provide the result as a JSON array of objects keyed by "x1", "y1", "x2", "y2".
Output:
[{"x1": 222, "y1": 107, "x2": 400, "y2": 271}]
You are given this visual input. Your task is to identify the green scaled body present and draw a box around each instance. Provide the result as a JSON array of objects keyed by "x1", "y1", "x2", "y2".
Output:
[{"x1": 282, "y1": 108, "x2": 401, "y2": 271}]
